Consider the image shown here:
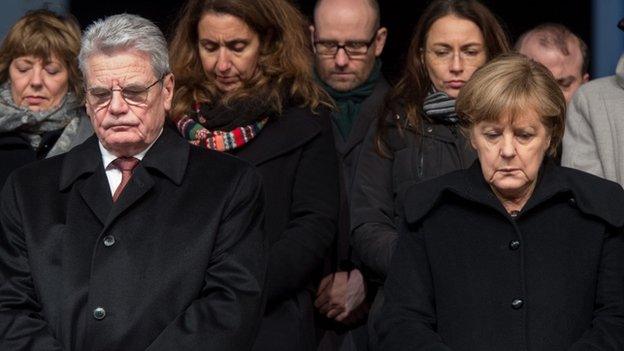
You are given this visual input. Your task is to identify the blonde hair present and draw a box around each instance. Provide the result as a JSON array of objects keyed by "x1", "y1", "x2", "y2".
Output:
[
  {"x1": 0, "y1": 9, "x2": 82, "y2": 98},
  {"x1": 456, "y1": 53, "x2": 566, "y2": 156},
  {"x1": 169, "y1": 0, "x2": 331, "y2": 120}
]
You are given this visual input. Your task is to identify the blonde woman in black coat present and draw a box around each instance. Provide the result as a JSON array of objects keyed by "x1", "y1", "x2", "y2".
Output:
[{"x1": 380, "y1": 54, "x2": 624, "y2": 350}]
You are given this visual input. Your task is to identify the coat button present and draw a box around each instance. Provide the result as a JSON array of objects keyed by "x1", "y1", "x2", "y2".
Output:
[
  {"x1": 511, "y1": 299, "x2": 524, "y2": 309},
  {"x1": 93, "y1": 307, "x2": 106, "y2": 320},
  {"x1": 509, "y1": 240, "x2": 520, "y2": 250},
  {"x1": 103, "y1": 235, "x2": 115, "y2": 247},
  {"x1": 426, "y1": 126, "x2": 433, "y2": 133},
  {"x1": 569, "y1": 197, "x2": 576, "y2": 207}
]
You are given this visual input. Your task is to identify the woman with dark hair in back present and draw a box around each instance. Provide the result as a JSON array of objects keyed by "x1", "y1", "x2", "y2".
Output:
[
  {"x1": 349, "y1": 0, "x2": 510, "y2": 348},
  {"x1": 169, "y1": 1, "x2": 338, "y2": 350}
]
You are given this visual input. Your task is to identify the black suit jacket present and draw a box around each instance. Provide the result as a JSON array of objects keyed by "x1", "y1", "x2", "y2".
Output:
[{"x1": 0, "y1": 128, "x2": 267, "y2": 351}]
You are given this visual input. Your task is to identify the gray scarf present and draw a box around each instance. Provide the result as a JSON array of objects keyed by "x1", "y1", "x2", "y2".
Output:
[
  {"x1": 422, "y1": 88, "x2": 459, "y2": 125},
  {"x1": 0, "y1": 82, "x2": 84, "y2": 157}
]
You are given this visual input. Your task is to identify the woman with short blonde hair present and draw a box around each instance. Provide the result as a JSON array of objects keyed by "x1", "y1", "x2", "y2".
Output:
[{"x1": 380, "y1": 53, "x2": 624, "y2": 350}]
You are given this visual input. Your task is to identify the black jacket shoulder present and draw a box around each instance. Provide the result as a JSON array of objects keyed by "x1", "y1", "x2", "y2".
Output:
[{"x1": 402, "y1": 160, "x2": 624, "y2": 228}]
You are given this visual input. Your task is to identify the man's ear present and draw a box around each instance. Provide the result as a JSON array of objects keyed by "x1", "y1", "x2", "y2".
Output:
[
  {"x1": 582, "y1": 72, "x2": 589, "y2": 84},
  {"x1": 374, "y1": 27, "x2": 388, "y2": 57},
  {"x1": 162, "y1": 73, "x2": 175, "y2": 112}
]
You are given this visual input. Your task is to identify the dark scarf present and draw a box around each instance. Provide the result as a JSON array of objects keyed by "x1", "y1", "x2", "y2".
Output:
[
  {"x1": 422, "y1": 88, "x2": 459, "y2": 125},
  {"x1": 177, "y1": 96, "x2": 276, "y2": 152},
  {"x1": 319, "y1": 60, "x2": 382, "y2": 140}
]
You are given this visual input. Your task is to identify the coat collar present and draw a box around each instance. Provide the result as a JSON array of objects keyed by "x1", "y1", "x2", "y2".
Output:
[
  {"x1": 232, "y1": 106, "x2": 322, "y2": 165},
  {"x1": 337, "y1": 77, "x2": 390, "y2": 157},
  {"x1": 59, "y1": 127, "x2": 190, "y2": 225},
  {"x1": 60, "y1": 127, "x2": 188, "y2": 190},
  {"x1": 140, "y1": 126, "x2": 189, "y2": 185},
  {"x1": 404, "y1": 158, "x2": 624, "y2": 228}
]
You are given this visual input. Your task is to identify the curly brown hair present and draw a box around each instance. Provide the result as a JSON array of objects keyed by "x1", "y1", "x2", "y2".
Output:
[
  {"x1": 169, "y1": 0, "x2": 331, "y2": 120},
  {"x1": 0, "y1": 9, "x2": 82, "y2": 99}
]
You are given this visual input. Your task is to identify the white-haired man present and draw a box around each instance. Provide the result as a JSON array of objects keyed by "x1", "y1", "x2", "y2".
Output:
[{"x1": 0, "y1": 14, "x2": 267, "y2": 350}]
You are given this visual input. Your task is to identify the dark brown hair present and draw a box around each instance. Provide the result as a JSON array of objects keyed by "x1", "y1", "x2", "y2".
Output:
[
  {"x1": 377, "y1": 0, "x2": 510, "y2": 155},
  {"x1": 169, "y1": 0, "x2": 331, "y2": 120},
  {"x1": 0, "y1": 9, "x2": 82, "y2": 98}
]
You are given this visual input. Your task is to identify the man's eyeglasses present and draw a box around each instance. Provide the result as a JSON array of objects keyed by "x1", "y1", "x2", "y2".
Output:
[
  {"x1": 314, "y1": 31, "x2": 378, "y2": 58},
  {"x1": 86, "y1": 74, "x2": 165, "y2": 108}
]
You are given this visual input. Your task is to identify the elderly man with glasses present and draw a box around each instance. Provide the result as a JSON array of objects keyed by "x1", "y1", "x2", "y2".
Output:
[
  {"x1": 0, "y1": 14, "x2": 267, "y2": 351},
  {"x1": 310, "y1": 0, "x2": 388, "y2": 350}
]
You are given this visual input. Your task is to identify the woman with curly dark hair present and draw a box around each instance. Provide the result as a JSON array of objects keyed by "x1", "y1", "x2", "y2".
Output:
[{"x1": 169, "y1": 1, "x2": 338, "y2": 350}]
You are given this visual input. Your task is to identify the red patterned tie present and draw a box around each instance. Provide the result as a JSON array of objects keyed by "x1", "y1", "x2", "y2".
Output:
[{"x1": 111, "y1": 157, "x2": 140, "y2": 202}]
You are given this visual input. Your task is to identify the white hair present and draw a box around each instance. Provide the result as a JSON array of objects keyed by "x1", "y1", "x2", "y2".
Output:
[{"x1": 79, "y1": 14, "x2": 169, "y2": 79}]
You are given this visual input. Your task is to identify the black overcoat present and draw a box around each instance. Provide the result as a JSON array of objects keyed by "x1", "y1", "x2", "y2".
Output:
[
  {"x1": 380, "y1": 160, "x2": 624, "y2": 351},
  {"x1": 349, "y1": 111, "x2": 476, "y2": 349},
  {"x1": 317, "y1": 77, "x2": 390, "y2": 350},
  {"x1": 230, "y1": 106, "x2": 339, "y2": 351},
  {"x1": 0, "y1": 129, "x2": 268, "y2": 351}
]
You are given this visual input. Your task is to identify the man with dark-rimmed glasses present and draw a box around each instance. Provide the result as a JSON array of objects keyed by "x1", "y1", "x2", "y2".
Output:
[
  {"x1": 0, "y1": 13, "x2": 267, "y2": 350},
  {"x1": 310, "y1": 0, "x2": 388, "y2": 350}
]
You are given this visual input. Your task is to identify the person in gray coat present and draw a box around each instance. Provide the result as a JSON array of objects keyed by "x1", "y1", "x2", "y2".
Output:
[
  {"x1": 561, "y1": 52, "x2": 624, "y2": 185},
  {"x1": 349, "y1": 0, "x2": 510, "y2": 349}
]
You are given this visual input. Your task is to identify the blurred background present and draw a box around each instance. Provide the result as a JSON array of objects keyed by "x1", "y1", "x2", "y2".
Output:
[{"x1": 1, "y1": 0, "x2": 623, "y2": 81}]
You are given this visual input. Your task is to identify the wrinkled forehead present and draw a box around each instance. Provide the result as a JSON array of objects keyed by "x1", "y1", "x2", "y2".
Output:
[{"x1": 84, "y1": 50, "x2": 155, "y2": 86}]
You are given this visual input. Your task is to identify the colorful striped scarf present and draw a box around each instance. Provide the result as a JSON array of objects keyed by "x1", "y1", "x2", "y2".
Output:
[{"x1": 177, "y1": 103, "x2": 268, "y2": 152}]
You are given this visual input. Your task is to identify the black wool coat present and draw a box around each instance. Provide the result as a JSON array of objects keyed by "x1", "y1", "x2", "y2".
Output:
[
  {"x1": 0, "y1": 132, "x2": 38, "y2": 188},
  {"x1": 379, "y1": 160, "x2": 624, "y2": 351},
  {"x1": 0, "y1": 129, "x2": 268, "y2": 351},
  {"x1": 330, "y1": 77, "x2": 390, "y2": 271},
  {"x1": 350, "y1": 113, "x2": 475, "y2": 285},
  {"x1": 229, "y1": 106, "x2": 339, "y2": 351}
]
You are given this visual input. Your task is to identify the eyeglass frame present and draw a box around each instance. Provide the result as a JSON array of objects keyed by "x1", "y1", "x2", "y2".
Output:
[
  {"x1": 85, "y1": 74, "x2": 167, "y2": 109},
  {"x1": 313, "y1": 30, "x2": 380, "y2": 58}
]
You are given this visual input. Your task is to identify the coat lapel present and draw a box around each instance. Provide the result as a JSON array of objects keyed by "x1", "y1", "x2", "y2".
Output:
[
  {"x1": 340, "y1": 77, "x2": 389, "y2": 158},
  {"x1": 105, "y1": 166, "x2": 154, "y2": 223},
  {"x1": 233, "y1": 106, "x2": 322, "y2": 166},
  {"x1": 105, "y1": 127, "x2": 189, "y2": 223},
  {"x1": 78, "y1": 167, "x2": 112, "y2": 225},
  {"x1": 60, "y1": 135, "x2": 111, "y2": 225}
]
